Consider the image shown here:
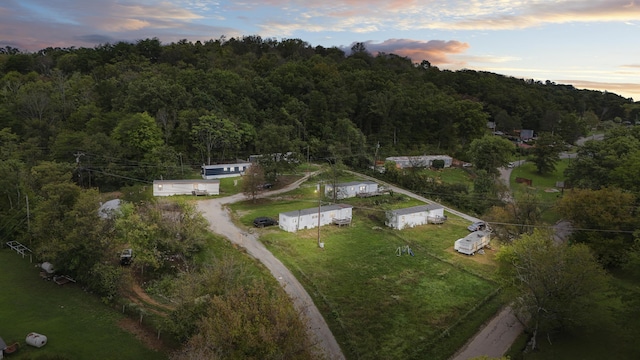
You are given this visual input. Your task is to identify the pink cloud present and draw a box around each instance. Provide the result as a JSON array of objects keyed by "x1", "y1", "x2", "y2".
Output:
[
  {"x1": 558, "y1": 79, "x2": 640, "y2": 100},
  {"x1": 357, "y1": 39, "x2": 470, "y2": 66}
]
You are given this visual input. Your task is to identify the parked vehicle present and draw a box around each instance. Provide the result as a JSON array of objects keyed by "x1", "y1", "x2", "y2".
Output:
[
  {"x1": 467, "y1": 221, "x2": 486, "y2": 232},
  {"x1": 253, "y1": 217, "x2": 278, "y2": 228}
]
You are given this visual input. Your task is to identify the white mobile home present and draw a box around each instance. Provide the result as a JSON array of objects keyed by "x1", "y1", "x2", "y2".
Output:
[
  {"x1": 153, "y1": 179, "x2": 220, "y2": 196},
  {"x1": 454, "y1": 231, "x2": 491, "y2": 255},
  {"x1": 201, "y1": 162, "x2": 251, "y2": 179},
  {"x1": 324, "y1": 181, "x2": 379, "y2": 200},
  {"x1": 385, "y1": 204, "x2": 444, "y2": 230},
  {"x1": 386, "y1": 155, "x2": 453, "y2": 169},
  {"x1": 279, "y1": 204, "x2": 353, "y2": 233}
]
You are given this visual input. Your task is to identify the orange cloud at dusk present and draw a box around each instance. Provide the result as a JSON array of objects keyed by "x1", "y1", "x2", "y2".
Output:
[{"x1": 359, "y1": 39, "x2": 471, "y2": 66}]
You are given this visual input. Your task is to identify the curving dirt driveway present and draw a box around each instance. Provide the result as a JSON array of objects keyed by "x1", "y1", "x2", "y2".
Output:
[{"x1": 196, "y1": 173, "x2": 345, "y2": 360}]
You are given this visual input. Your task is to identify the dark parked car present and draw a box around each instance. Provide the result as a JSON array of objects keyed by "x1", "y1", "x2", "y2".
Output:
[
  {"x1": 467, "y1": 221, "x2": 486, "y2": 232},
  {"x1": 253, "y1": 217, "x2": 278, "y2": 228}
]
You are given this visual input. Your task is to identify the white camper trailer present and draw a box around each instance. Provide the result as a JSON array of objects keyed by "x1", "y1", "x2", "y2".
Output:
[{"x1": 454, "y1": 230, "x2": 491, "y2": 255}]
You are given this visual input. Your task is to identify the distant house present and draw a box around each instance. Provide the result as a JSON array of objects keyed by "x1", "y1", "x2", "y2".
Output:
[
  {"x1": 454, "y1": 230, "x2": 491, "y2": 255},
  {"x1": 385, "y1": 204, "x2": 445, "y2": 230},
  {"x1": 279, "y1": 204, "x2": 353, "y2": 233},
  {"x1": 386, "y1": 155, "x2": 453, "y2": 169},
  {"x1": 324, "y1": 181, "x2": 379, "y2": 200},
  {"x1": 201, "y1": 162, "x2": 251, "y2": 179},
  {"x1": 153, "y1": 179, "x2": 220, "y2": 196},
  {"x1": 520, "y1": 129, "x2": 534, "y2": 140}
]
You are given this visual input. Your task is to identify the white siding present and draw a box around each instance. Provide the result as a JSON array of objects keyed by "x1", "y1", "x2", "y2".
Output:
[
  {"x1": 279, "y1": 204, "x2": 353, "y2": 233},
  {"x1": 153, "y1": 180, "x2": 220, "y2": 196}
]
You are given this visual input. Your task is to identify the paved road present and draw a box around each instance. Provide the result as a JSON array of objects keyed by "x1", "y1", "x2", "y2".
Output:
[
  {"x1": 347, "y1": 170, "x2": 482, "y2": 223},
  {"x1": 196, "y1": 172, "x2": 345, "y2": 360},
  {"x1": 451, "y1": 306, "x2": 524, "y2": 360}
]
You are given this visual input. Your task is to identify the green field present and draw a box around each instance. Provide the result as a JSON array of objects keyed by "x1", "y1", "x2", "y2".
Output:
[
  {"x1": 0, "y1": 250, "x2": 165, "y2": 360},
  {"x1": 232, "y1": 192, "x2": 503, "y2": 360},
  {"x1": 509, "y1": 159, "x2": 570, "y2": 223}
]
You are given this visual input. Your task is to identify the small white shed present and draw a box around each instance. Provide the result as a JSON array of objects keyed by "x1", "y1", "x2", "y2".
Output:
[
  {"x1": 153, "y1": 179, "x2": 220, "y2": 197},
  {"x1": 279, "y1": 204, "x2": 353, "y2": 233},
  {"x1": 385, "y1": 204, "x2": 444, "y2": 230},
  {"x1": 324, "y1": 181, "x2": 379, "y2": 200},
  {"x1": 455, "y1": 231, "x2": 491, "y2": 255}
]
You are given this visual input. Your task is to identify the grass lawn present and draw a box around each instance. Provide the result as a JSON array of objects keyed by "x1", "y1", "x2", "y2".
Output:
[
  {"x1": 509, "y1": 159, "x2": 570, "y2": 223},
  {"x1": 0, "y1": 250, "x2": 165, "y2": 360},
  {"x1": 231, "y1": 191, "x2": 503, "y2": 360}
]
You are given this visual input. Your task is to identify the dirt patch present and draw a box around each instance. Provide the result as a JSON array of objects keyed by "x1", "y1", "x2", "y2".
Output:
[
  {"x1": 117, "y1": 317, "x2": 168, "y2": 353},
  {"x1": 124, "y1": 281, "x2": 175, "y2": 315},
  {"x1": 446, "y1": 246, "x2": 498, "y2": 266}
]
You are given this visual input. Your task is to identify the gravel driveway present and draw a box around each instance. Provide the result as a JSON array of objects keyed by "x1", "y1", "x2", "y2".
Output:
[{"x1": 196, "y1": 173, "x2": 345, "y2": 360}]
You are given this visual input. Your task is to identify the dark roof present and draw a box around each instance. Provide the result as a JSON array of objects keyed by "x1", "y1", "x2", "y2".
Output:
[
  {"x1": 390, "y1": 204, "x2": 443, "y2": 216},
  {"x1": 281, "y1": 204, "x2": 353, "y2": 217},
  {"x1": 333, "y1": 181, "x2": 377, "y2": 187},
  {"x1": 154, "y1": 179, "x2": 220, "y2": 184}
]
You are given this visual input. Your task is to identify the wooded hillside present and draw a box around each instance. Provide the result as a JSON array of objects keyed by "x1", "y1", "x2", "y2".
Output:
[{"x1": 1, "y1": 37, "x2": 636, "y2": 190}]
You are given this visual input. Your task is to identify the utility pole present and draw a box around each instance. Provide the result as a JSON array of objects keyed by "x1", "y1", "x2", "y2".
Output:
[
  {"x1": 74, "y1": 151, "x2": 85, "y2": 187},
  {"x1": 26, "y1": 195, "x2": 30, "y2": 246},
  {"x1": 316, "y1": 182, "x2": 323, "y2": 249}
]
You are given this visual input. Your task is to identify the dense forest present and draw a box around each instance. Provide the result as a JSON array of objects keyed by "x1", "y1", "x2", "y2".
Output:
[
  {"x1": 1, "y1": 36, "x2": 637, "y2": 192},
  {"x1": 2, "y1": 36, "x2": 640, "y2": 358}
]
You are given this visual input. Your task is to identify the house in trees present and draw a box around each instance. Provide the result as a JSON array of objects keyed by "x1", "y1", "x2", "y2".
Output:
[
  {"x1": 385, "y1": 204, "x2": 445, "y2": 230},
  {"x1": 324, "y1": 181, "x2": 380, "y2": 200},
  {"x1": 153, "y1": 179, "x2": 220, "y2": 196},
  {"x1": 201, "y1": 162, "x2": 251, "y2": 179},
  {"x1": 279, "y1": 204, "x2": 353, "y2": 233},
  {"x1": 386, "y1": 155, "x2": 453, "y2": 169}
]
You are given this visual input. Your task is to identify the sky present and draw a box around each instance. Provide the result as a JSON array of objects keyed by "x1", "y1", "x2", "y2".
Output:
[{"x1": 2, "y1": 0, "x2": 640, "y2": 101}]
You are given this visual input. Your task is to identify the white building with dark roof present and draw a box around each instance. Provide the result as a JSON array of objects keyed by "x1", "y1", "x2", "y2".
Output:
[
  {"x1": 385, "y1": 204, "x2": 445, "y2": 230},
  {"x1": 279, "y1": 204, "x2": 353, "y2": 233}
]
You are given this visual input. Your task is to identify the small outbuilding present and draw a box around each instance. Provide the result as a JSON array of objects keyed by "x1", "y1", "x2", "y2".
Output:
[
  {"x1": 385, "y1": 204, "x2": 445, "y2": 230},
  {"x1": 454, "y1": 230, "x2": 491, "y2": 255},
  {"x1": 153, "y1": 179, "x2": 220, "y2": 197},
  {"x1": 279, "y1": 204, "x2": 353, "y2": 233},
  {"x1": 324, "y1": 181, "x2": 379, "y2": 200}
]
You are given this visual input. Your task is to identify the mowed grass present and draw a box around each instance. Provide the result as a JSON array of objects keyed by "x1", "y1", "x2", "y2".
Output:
[
  {"x1": 0, "y1": 250, "x2": 165, "y2": 360},
  {"x1": 509, "y1": 159, "x2": 570, "y2": 223},
  {"x1": 232, "y1": 193, "x2": 502, "y2": 360}
]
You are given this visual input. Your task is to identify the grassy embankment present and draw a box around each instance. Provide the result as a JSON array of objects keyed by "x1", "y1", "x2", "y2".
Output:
[{"x1": 0, "y1": 250, "x2": 165, "y2": 360}]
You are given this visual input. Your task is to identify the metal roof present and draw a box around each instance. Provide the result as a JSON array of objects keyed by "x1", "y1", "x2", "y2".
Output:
[
  {"x1": 281, "y1": 204, "x2": 353, "y2": 217},
  {"x1": 390, "y1": 204, "x2": 443, "y2": 216}
]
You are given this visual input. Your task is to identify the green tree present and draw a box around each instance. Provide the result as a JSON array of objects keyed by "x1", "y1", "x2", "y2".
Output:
[
  {"x1": 173, "y1": 281, "x2": 314, "y2": 360},
  {"x1": 556, "y1": 187, "x2": 638, "y2": 267},
  {"x1": 497, "y1": 230, "x2": 610, "y2": 351},
  {"x1": 191, "y1": 114, "x2": 241, "y2": 164},
  {"x1": 112, "y1": 112, "x2": 163, "y2": 160},
  {"x1": 530, "y1": 132, "x2": 563, "y2": 174},
  {"x1": 242, "y1": 163, "x2": 266, "y2": 203},
  {"x1": 471, "y1": 169, "x2": 504, "y2": 214},
  {"x1": 468, "y1": 135, "x2": 514, "y2": 177}
]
